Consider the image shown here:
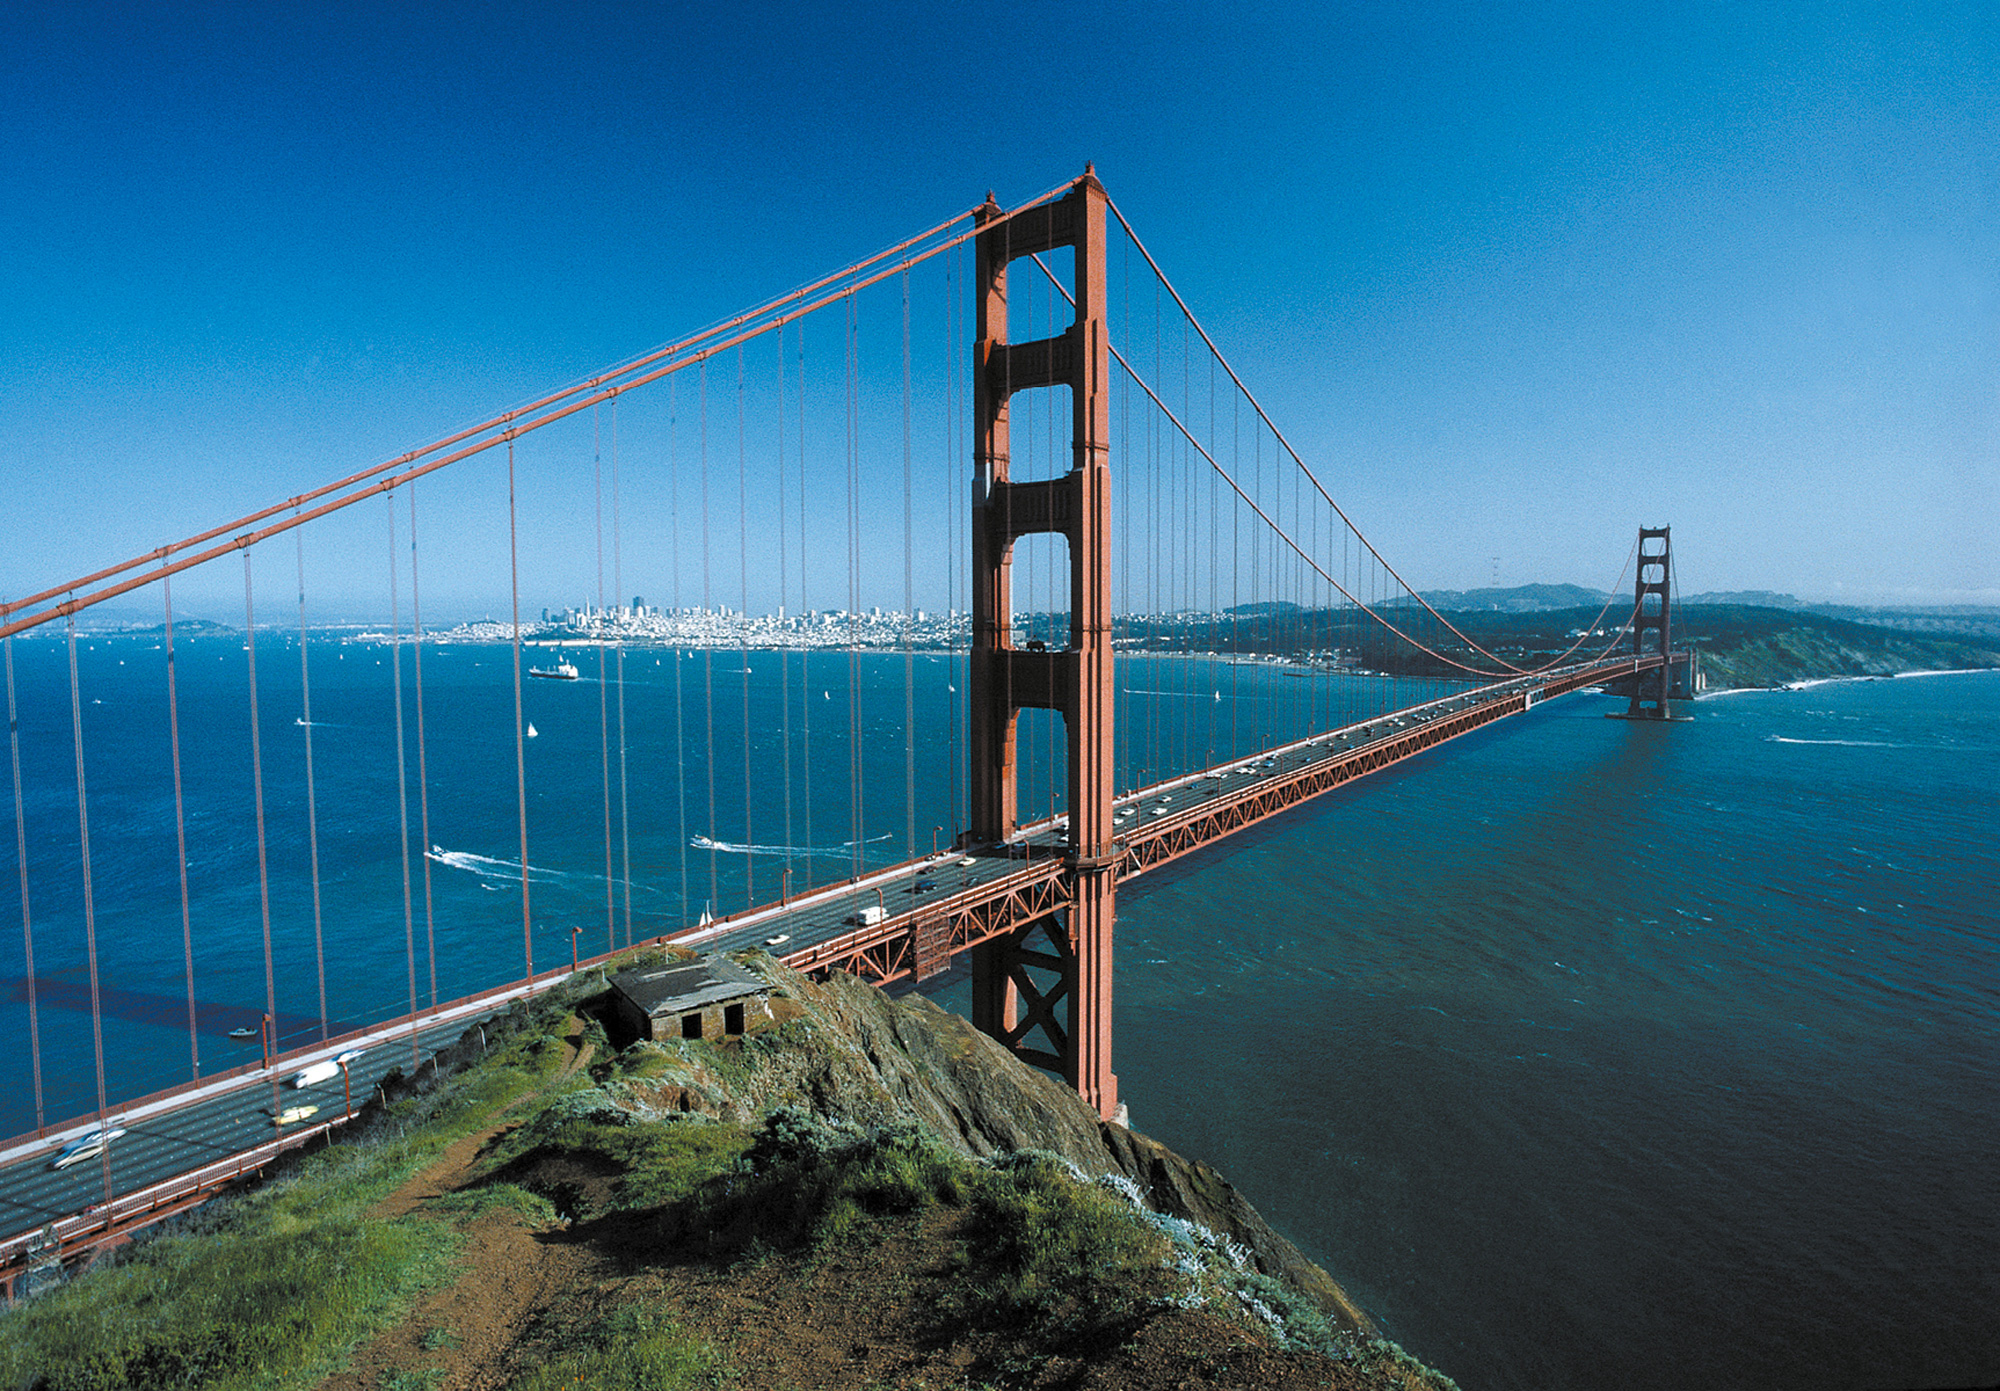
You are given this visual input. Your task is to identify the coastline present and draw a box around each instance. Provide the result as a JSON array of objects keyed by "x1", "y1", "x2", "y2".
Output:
[{"x1": 1697, "y1": 665, "x2": 1998, "y2": 699}]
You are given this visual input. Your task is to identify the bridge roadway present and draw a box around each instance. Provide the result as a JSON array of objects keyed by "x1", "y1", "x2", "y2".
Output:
[{"x1": 0, "y1": 651, "x2": 1659, "y2": 1287}]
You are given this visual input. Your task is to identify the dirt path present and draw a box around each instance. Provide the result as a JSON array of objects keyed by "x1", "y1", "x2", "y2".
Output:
[{"x1": 318, "y1": 1018, "x2": 600, "y2": 1391}]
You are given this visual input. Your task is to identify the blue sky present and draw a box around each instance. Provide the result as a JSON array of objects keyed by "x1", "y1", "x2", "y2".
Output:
[{"x1": 3, "y1": 0, "x2": 1994, "y2": 620}]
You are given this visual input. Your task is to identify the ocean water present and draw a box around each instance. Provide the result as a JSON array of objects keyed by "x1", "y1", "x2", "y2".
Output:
[
  {"x1": 1075, "y1": 670, "x2": 2000, "y2": 1390},
  {"x1": 0, "y1": 631, "x2": 1429, "y2": 1123},
  {"x1": 3, "y1": 633, "x2": 1995, "y2": 1389}
]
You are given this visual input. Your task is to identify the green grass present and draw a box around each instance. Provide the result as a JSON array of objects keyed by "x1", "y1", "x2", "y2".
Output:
[
  {"x1": 507, "y1": 1302, "x2": 725, "y2": 1391},
  {"x1": 0, "y1": 1206, "x2": 460, "y2": 1391},
  {"x1": 0, "y1": 973, "x2": 1445, "y2": 1391},
  {"x1": 943, "y1": 1152, "x2": 1171, "y2": 1336},
  {"x1": 378, "y1": 1370, "x2": 443, "y2": 1391},
  {"x1": 475, "y1": 1104, "x2": 758, "y2": 1220},
  {"x1": 424, "y1": 1180, "x2": 558, "y2": 1225},
  {"x1": 0, "y1": 988, "x2": 594, "y2": 1391}
]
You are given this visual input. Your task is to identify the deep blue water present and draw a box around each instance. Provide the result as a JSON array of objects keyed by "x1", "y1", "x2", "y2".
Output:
[
  {"x1": 3, "y1": 632, "x2": 1995, "y2": 1390},
  {"x1": 1072, "y1": 670, "x2": 2000, "y2": 1390}
]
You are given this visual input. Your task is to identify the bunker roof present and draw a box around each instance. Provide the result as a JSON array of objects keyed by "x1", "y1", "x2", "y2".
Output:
[{"x1": 611, "y1": 955, "x2": 769, "y2": 1018}]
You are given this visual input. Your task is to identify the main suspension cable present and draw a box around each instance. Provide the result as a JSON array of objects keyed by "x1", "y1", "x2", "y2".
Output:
[
  {"x1": 3, "y1": 181, "x2": 1085, "y2": 645},
  {"x1": 1030, "y1": 250, "x2": 1636, "y2": 680}
]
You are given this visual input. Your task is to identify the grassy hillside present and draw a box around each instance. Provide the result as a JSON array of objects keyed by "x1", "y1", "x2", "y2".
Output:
[{"x1": 0, "y1": 957, "x2": 1458, "y2": 1391}]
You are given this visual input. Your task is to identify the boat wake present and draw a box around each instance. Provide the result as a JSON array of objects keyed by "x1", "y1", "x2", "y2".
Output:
[
  {"x1": 425, "y1": 847, "x2": 572, "y2": 884},
  {"x1": 690, "y1": 833, "x2": 893, "y2": 857},
  {"x1": 1766, "y1": 736, "x2": 1899, "y2": 748}
]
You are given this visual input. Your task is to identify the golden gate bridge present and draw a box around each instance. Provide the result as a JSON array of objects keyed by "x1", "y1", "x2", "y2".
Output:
[{"x1": 0, "y1": 167, "x2": 1686, "y2": 1290}]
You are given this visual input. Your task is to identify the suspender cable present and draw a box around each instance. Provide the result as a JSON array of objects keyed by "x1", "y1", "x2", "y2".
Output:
[
  {"x1": 64, "y1": 614, "x2": 111, "y2": 1201},
  {"x1": 948, "y1": 245, "x2": 963, "y2": 836},
  {"x1": 507, "y1": 441, "x2": 533, "y2": 982},
  {"x1": 6, "y1": 631, "x2": 45, "y2": 1131},
  {"x1": 409, "y1": 483, "x2": 438, "y2": 1003},
  {"x1": 738, "y1": 347, "x2": 754, "y2": 908},
  {"x1": 1, "y1": 195, "x2": 1038, "y2": 639},
  {"x1": 388, "y1": 494, "x2": 418, "y2": 1066},
  {"x1": 902, "y1": 269, "x2": 915, "y2": 860},
  {"x1": 162, "y1": 576, "x2": 198, "y2": 1080},
  {"x1": 0, "y1": 180, "x2": 1109, "y2": 647},
  {"x1": 852, "y1": 291, "x2": 868, "y2": 875},
  {"x1": 1207, "y1": 352, "x2": 1218, "y2": 768},
  {"x1": 772, "y1": 325, "x2": 788, "y2": 891},
  {"x1": 799, "y1": 321, "x2": 813, "y2": 884},
  {"x1": 1027, "y1": 251, "x2": 1627, "y2": 681},
  {"x1": 296, "y1": 527, "x2": 328, "y2": 1040},
  {"x1": 776, "y1": 327, "x2": 793, "y2": 896},
  {"x1": 612, "y1": 402, "x2": 632, "y2": 948},
  {"x1": 1152, "y1": 275, "x2": 1168, "y2": 783},
  {"x1": 670, "y1": 381, "x2": 690, "y2": 920},
  {"x1": 701, "y1": 364, "x2": 717, "y2": 916},
  {"x1": 1047, "y1": 277, "x2": 1060, "y2": 812},
  {"x1": 1118, "y1": 237, "x2": 1131, "y2": 792},
  {"x1": 595, "y1": 405, "x2": 616, "y2": 951},
  {"x1": 243, "y1": 558, "x2": 277, "y2": 1074},
  {"x1": 1231, "y1": 392, "x2": 1240, "y2": 759}
]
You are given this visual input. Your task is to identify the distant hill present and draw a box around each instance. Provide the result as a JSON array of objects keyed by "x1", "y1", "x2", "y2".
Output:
[
  {"x1": 1417, "y1": 601, "x2": 2000, "y2": 690},
  {"x1": 1684, "y1": 590, "x2": 1807, "y2": 609},
  {"x1": 1410, "y1": 583, "x2": 1610, "y2": 613}
]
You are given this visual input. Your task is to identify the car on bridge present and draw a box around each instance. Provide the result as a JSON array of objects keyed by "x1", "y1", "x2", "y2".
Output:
[{"x1": 50, "y1": 1125, "x2": 127, "y2": 1170}]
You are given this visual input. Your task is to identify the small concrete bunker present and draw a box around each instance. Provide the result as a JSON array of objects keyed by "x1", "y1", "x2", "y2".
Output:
[{"x1": 608, "y1": 954, "x2": 774, "y2": 1044}]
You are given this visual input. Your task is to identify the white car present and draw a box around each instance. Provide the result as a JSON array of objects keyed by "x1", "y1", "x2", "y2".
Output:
[
  {"x1": 332, "y1": 1048, "x2": 366, "y2": 1067},
  {"x1": 290, "y1": 1060, "x2": 341, "y2": 1089},
  {"x1": 50, "y1": 1125, "x2": 127, "y2": 1170}
]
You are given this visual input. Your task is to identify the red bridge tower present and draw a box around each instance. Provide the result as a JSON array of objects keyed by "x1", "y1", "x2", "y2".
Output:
[{"x1": 966, "y1": 168, "x2": 1121, "y2": 1120}]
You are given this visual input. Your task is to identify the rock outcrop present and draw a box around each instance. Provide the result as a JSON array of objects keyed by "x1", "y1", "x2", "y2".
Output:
[{"x1": 598, "y1": 953, "x2": 1373, "y2": 1332}]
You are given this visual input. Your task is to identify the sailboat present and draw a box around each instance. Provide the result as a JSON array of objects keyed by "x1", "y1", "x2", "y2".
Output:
[{"x1": 526, "y1": 722, "x2": 539, "y2": 739}]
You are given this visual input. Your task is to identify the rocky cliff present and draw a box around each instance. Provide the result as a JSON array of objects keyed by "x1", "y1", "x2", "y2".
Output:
[{"x1": 597, "y1": 954, "x2": 1374, "y2": 1331}]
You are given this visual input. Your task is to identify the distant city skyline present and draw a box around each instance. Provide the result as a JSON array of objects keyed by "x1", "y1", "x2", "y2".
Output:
[{"x1": 3, "y1": 2, "x2": 1994, "y2": 613}]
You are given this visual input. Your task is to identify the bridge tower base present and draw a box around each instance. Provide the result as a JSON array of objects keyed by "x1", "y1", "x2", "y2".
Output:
[{"x1": 966, "y1": 168, "x2": 1120, "y2": 1120}]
